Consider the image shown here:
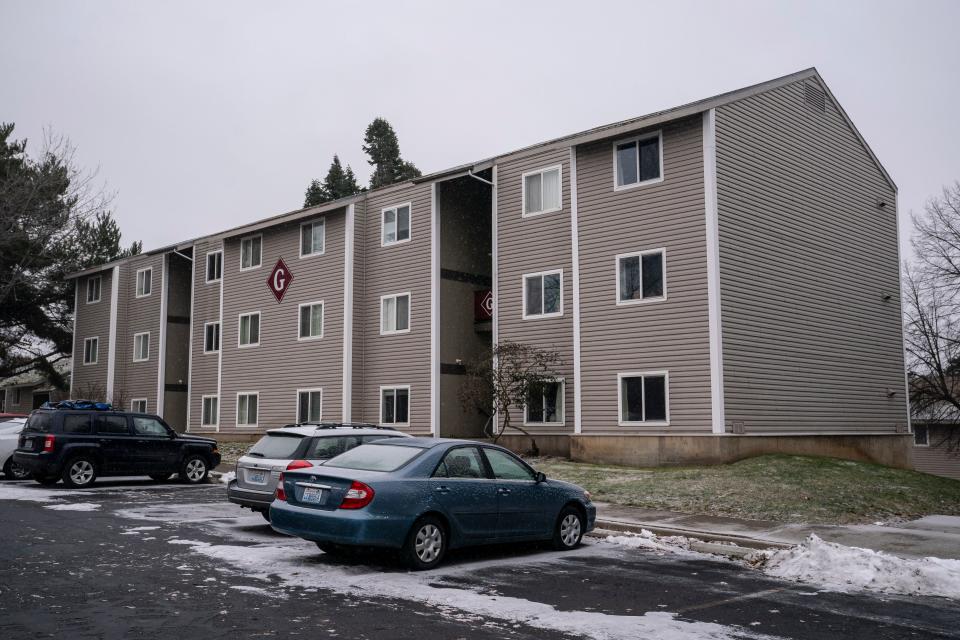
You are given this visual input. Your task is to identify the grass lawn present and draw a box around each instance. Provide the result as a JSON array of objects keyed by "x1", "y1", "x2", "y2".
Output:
[{"x1": 529, "y1": 454, "x2": 960, "y2": 525}]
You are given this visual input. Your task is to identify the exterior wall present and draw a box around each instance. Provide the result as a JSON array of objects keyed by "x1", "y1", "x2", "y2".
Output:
[
  {"x1": 350, "y1": 201, "x2": 365, "y2": 422},
  {"x1": 219, "y1": 210, "x2": 346, "y2": 432},
  {"x1": 163, "y1": 252, "x2": 193, "y2": 430},
  {"x1": 576, "y1": 116, "x2": 712, "y2": 434},
  {"x1": 2, "y1": 383, "x2": 67, "y2": 412},
  {"x1": 715, "y1": 79, "x2": 907, "y2": 434},
  {"x1": 71, "y1": 270, "x2": 114, "y2": 398},
  {"x1": 913, "y1": 425, "x2": 960, "y2": 480},
  {"x1": 188, "y1": 238, "x2": 224, "y2": 431},
  {"x1": 495, "y1": 147, "x2": 575, "y2": 436},
  {"x1": 357, "y1": 183, "x2": 433, "y2": 434},
  {"x1": 113, "y1": 253, "x2": 164, "y2": 413}
]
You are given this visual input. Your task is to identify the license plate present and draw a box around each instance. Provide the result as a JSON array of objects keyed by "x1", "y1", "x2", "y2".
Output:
[
  {"x1": 301, "y1": 487, "x2": 326, "y2": 504},
  {"x1": 248, "y1": 471, "x2": 266, "y2": 484}
]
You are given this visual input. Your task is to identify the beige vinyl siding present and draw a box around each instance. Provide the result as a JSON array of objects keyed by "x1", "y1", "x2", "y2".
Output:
[
  {"x1": 72, "y1": 271, "x2": 113, "y2": 396},
  {"x1": 715, "y1": 79, "x2": 907, "y2": 433},
  {"x1": 189, "y1": 239, "x2": 223, "y2": 429},
  {"x1": 577, "y1": 116, "x2": 712, "y2": 434},
  {"x1": 496, "y1": 148, "x2": 574, "y2": 435},
  {"x1": 114, "y1": 253, "x2": 164, "y2": 412},
  {"x1": 351, "y1": 201, "x2": 366, "y2": 422},
  {"x1": 913, "y1": 426, "x2": 960, "y2": 480},
  {"x1": 357, "y1": 185, "x2": 432, "y2": 434},
  {"x1": 219, "y1": 211, "x2": 346, "y2": 432}
]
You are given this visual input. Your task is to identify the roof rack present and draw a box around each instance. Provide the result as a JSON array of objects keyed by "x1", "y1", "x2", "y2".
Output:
[{"x1": 275, "y1": 421, "x2": 393, "y2": 430}]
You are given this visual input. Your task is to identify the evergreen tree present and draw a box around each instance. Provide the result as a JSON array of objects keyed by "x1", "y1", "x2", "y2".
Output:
[
  {"x1": 362, "y1": 118, "x2": 421, "y2": 189},
  {"x1": 303, "y1": 155, "x2": 362, "y2": 207}
]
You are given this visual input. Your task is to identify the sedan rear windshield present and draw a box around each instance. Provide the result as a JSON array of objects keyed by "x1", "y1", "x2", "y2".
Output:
[
  {"x1": 247, "y1": 433, "x2": 304, "y2": 459},
  {"x1": 23, "y1": 412, "x2": 53, "y2": 433},
  {"x1": 324, "y1": 443, "x2": 422, "y2": 472}
]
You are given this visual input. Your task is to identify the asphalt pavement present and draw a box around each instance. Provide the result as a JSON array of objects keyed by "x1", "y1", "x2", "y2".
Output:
[{"x1": 1, "y1": 478, "x2": 958, "y2": 640}]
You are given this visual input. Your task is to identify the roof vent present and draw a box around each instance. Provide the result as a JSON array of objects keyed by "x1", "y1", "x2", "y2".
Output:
[{"x1": 804, "y1": 83, "x2": 826, "y2": 113}]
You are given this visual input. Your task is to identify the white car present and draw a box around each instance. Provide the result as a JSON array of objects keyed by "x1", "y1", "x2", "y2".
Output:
[{"x1": 0, "y1": 417, "x2": 30, "y2": 480}]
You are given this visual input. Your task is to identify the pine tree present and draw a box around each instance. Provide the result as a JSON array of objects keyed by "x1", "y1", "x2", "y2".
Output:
[
  {"x1": 362, "y1": 118, "x2": 421, "y2": 189},
  {"x1": 303, "y1": 155, "x2": 362, "y2": 207}
]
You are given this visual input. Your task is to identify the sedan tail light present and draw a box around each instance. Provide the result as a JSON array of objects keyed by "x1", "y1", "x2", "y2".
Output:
[
  {"x1": 42, "y1": 435, "x2": 56, "y2": 452},
  {"x1": 275, "y1": 473, "x2": 287, "y2": 502},
  {"x1": 339, "y1": 481, "x2": 375, "y2": 509},
  {"x1": 286, "y1": 460, "x2": 312, "y2": 471}
]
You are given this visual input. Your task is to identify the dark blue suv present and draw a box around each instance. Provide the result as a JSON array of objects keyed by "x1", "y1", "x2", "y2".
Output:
[{"x1": 13, "y1": 407, "x2": 221, "y2": 488}]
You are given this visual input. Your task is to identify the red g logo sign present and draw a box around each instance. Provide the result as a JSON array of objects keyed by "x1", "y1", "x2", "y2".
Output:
[{"x1": 267, "y1": 258, "x2": 294, "y2": 303}]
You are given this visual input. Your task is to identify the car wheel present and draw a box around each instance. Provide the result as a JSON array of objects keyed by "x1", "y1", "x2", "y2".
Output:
[
  {"x1": 149, "y1": 473, "x2": 174, "y2": 482},
  {"x1": 3, "y1": 458, "x2": 31, "y2": 481},
  {"x1": 552, "y1": 505, "x2": 585, "y2": 551},
  {"x1": 62, "y1": 457, "x2": 98, "y2": 489},
  {"x1": 260, "y1": 510, "x2": 271, "y2": 522},
  {"x1": 179, "y1": 455, "x2": 209, "y2": 484},
  {"x1": 35, "y1": 475, "x2": 59, "y2": 486},
  {"x1": 401, "y1": 516, "x2": 446, "y2": 570}
]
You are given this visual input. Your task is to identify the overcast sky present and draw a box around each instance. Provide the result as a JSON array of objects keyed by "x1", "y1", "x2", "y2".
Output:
[{"x1": 2, "y1": 0, "x2": 958, "y2": 258}]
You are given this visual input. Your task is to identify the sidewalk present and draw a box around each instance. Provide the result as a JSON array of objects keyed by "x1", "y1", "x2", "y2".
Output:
[{"x1": 594, "y1": 502, "x2": 960, "y2": 560}]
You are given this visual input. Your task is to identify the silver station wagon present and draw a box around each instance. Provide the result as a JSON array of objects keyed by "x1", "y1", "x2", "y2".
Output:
[{"x1": 227, "y1": 423, "x2": 410, "y2": 520}]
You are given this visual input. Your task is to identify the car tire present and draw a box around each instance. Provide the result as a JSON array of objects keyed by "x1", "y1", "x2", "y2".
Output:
[
  {"x1": 552, "y1": 505, "x2": 585, "y2": 551},
  {"x1": 179, "y1": 455, "x2": 209, "y2": 484},
  {"x1": 61, "y1": 457, "x2": 98, "y2": 489},
  {"x1": 260, "y1": 510, "x2": 271, "y2": 522},
  {"x1": 3, "y1": 458, "x2": 31, "y2": 481},
  {"x1": 35, "y1": 475, "x2": 59, "y2": 486},
  {"x1": 149, "y1": 473, "x2": 174, "y2": 482},
  {"x1": 401, "y1": 515, "x2": 447, "y2": 571}
]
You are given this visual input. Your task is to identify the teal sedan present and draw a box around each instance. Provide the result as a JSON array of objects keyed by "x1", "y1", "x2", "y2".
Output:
[{"x1": 269, "y1": 438, "x2": 596, "y2": 569}]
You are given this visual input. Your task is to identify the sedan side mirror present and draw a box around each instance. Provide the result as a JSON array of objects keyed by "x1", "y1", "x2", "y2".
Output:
[{"x1": 535, "y1": 471, "x2": 547, "y2": 483}]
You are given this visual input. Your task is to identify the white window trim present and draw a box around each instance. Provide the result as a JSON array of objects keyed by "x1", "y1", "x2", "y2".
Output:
[
  {"x1": 135, "y1": 267, "x2": 153, "y2": 298},
  {"x1": 381, "y1": 202, "x2": 413, "y2": 247},
  {"x1": 615, "y1": 248, "x2": 668, "y2": 306},
  {"x1": 521, "y1": 269, "x2": 564, "y2": 320},
  {"x1": 521, "y1": 164, "x2": 563, "y2": 218},
  {"x1": 130, "y1": 398, "x2": 148, "y2": 413},
  {"x1": 203, "y1": 321, "x2": 221, "y2": 354},
  {"x1": 296, "y1": 387, "x2": 324, "y2": 423},
  {"x1": 132, "y1": 332, "x2": 151, "y2": 362},
  {"x1": 86, "y1": 276, "x2": 102, "y2": 304},
  {"x1": 379, "y1": 385, "x2": 411, "y2": 427},
  {"x1": 239, "y1": 234, "x2": 263, "y2": 271},
  {"x1": 297, "y1": 301, "x2": 325, "y2": 341},
  {"x1": 612, "y1": 130, "x2": 664, "y2": 192},
  {"x1": 205, "y1": 250, "x2": 223, "y2": 283},
  {"x1": 201, "y1": 394, "x2": 219, "y2": 427},
  {"x1": 380, "y1": 292, "x2": 412, "y2": 335},
  {"x1": 913, "y1": 425, "x2": 930, "y2": 447},
  {"x1": 83, "y1": 336, "x2": 99, "y2": 366},
  {"x1": 523, "y1": 377, "x2": 566, "y2": 427},
  {"x1": 235, "y1": 391, "x2": 259, "y2": 428},
  {"x1": 237, "y1": 311, "x2": 261, "y2": 348},
  {"x1": 617, "y1": 371, "x2": 670, "y2": 427},
  {"x1": 299, "y1": 218, "x2": 326, "y2": 258}
]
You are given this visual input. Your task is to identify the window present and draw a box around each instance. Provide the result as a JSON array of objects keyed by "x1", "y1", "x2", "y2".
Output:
[
  {"x1": 201, "y1": 396, "x2": 219, "y2": 427},
  {"x1": 13, "y1": 388, "x2": 21, "y2": 405},
  {"x1": 380, "y1": 386, "x2": 410, "y2": 425},
  {"x1": 83, "y1": 337, "x2": 99, "y2": 365},
  {"x1": 300, "y1": 219, "x2": 325, "y2": 257},
  {"x1": 618, "y1": 372, "x2": 669, "y2": 425},
  {"x1": 433, "y1": 447, "x2": 485, "y2": 479},
  {"x1": 297, "y1": 389, "x2": 323, "y2": 423},
  {"x1": 522, "y1": 165, "x2": 562, "y2": 216},
  {"x1": 62, "y1": 414, "x2": 92, "y2": 434},
  {"x1": 380, "y1": 293, "x2": 410, "y2": 334},
  {"x1": 382, "y1": 203, "x2": 411, "y2": 246},
  {"x1": 308, "y1": 435, "x2": 361, "y2": 459},
  {"x1": 484, "y1": 448, "x2": 535, "y2": 481},
  {"x1": 299, "y1": 302, "x2": 324, "y2": 340},
  {"x1": 131, "y1": 398, "x2": 148, "y2": 413},
  {"x1": 95, "y1": 415, "x2": 129, "y2": 435},
  {"x1": 204, "y1": 322, "x2": 221, "y2": 353},
  {"x1": 133, "y1": 417, "x2": 169, "y2": 437},
  {"x1": 133, "y1": 332, "x2": 150, "y2": 362},
  {"x1": 914, "y1": 425, "x2": 929, "y2": 447},
  {"x1": 614, "y1": 131, "x2": 662, "y2": 189},
  {"x1": 525, "y1": 379, "x2": 564, "y2": 425},
  {"x1": 237, "y1": 393, "x2": 259, "y2": 426},
  {"x1": 240, "y1": 235, "x2": 262, "y2": 270},
  {"x1": 523, "y1": 270, "x2": 562, "y2": 319},
  {"x1": 86, "y1": 276, "x2": 102, "y2": 304},
  {"x1": 136, "y1": 268, "x2": 152, "y2": 297},
  {"x1": 617, "y1": 249, "x2": 666, "y2": 304},
  {"x1": 238, "y1": 312, "x2": 261, "y2": 347},
  {"x1": 206, "y1": 251, "x2": 223, "y2": 283}
]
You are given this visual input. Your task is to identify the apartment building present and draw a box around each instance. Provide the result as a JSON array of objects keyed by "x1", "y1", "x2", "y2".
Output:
[{"x1": 67, "y1": 68, "x2": 913, "y2": 467}]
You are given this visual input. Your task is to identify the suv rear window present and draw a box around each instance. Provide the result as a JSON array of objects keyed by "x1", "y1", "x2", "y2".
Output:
[
  {"x1": 248, "y1": 433, "x2": 304, "y2": 459},
  {"x1": 24, "y1": 412, "x2": 53, "y2": 433}
]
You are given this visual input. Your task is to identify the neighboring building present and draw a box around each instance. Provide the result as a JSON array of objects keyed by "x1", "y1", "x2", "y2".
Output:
[
  {"x1": 910, "y1": 400, "x2": 960, "y2": 480},
  {"x1": 1, "y1": 362, "x2": 71, "y2": 413},
  {"x1": 66, "y1": 68, "x2": 912, "y2": 467}
]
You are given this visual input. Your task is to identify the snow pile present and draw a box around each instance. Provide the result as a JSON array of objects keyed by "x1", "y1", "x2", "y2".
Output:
[
  {"x1": 604, "y1": 529, "x2": 696, "y2": 554},
  {"x1": 44, "y1": 502, "x2": 101, "y2": 512},
  {"x1": 752, "y1": 534, "x2": 960, "y2": 599},
  {"x1": 218, "y1": 471, "x2": 235, "y2": 485},
  {"x1": 0, "y1": 484, "x2": 84, "y2": 503}
]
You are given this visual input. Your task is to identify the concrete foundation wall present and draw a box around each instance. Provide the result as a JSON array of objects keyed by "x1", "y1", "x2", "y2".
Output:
[{"x1": 498, "y1": 434, "x2": 572, "y2": 458}]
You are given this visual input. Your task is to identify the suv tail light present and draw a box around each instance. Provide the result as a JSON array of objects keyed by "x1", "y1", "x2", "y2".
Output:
[
  {"x1": 339, "y1": 481, "x2": 375, "y2": 509},
  {"x1": 286, "y1": 459, "x2": 312, "y2": 471},
  {"x1": 275, "y1": 473, "x2": 286, "y2": 502},
  {"x1": 42, "y1": 435, "x2": 56, "y2": 452}
]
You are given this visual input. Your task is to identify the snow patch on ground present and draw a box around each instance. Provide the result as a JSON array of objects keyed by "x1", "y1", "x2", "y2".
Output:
[
  {"x1": 0, "y1": 484, "x2": 85, "y2": 503},
  {"x1": 218, "y1": 471, "x2": 235, "y2": 485},
  {"x1": 44, "y1": 502, "x2": 101, "y2": 512},
  {"x1": 230, "y1": 584, "x2": 287, "y2": 599},
  {"x1": 120, "y1": 526, "x2": 161, "y2": 535},
  {"x1": 751, "y1": 534, "x2": 960, "y2": 600},
  {"x1": 603, "y1": 529, "x2": 700, "y2": 555}
]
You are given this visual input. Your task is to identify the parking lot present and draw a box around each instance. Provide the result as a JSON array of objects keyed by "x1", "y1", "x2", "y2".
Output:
[{"x1": 2, "y1": 479, "x2": 959, "y2": 640}]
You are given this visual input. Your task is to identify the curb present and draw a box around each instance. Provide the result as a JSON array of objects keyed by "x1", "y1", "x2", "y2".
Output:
[{"x1": 592, "y1": 517, "x2": 794, "y2": 554}]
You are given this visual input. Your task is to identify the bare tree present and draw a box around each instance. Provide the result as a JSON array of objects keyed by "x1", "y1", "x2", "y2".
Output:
[{"x1": 458, "y1": 341, "x2": 563, "y2": 454}]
